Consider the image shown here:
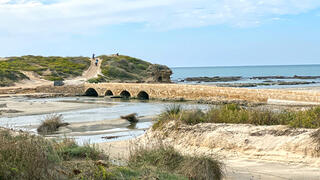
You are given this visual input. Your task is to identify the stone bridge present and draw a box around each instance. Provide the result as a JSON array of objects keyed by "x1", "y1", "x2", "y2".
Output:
[
  {"x1": 82, "y1": 83, "x2": 320, "y2": 104},
  {"x1": 1, "y1": 83, "x2": 320, "y2": 104}
]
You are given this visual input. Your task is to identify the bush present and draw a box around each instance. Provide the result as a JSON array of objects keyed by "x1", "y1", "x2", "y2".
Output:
[
  {"x1": 0, "y1": 130, "x2": 61, "y2": 180},
  {"x1": 56, "y1": 139, "x2": 107, "y2": 161},
  {"x1": 88, "y1": 75, "x2": 106, "y2": 83},
  {"x1": 153, "y1": 104, "x2": 182, "y2": 130},
  {"x1": 37, "y1": 114, "x2": 68, "y2": 135},
  {"x1": 129, "y1": 144, "x2": 224, "y2": 180},
  {"x1": 180, "y1": 109, "x2": 206, "y2": 125},
  {"x1": 179, "y1": 156, "x2": 224, "y2": 180}
]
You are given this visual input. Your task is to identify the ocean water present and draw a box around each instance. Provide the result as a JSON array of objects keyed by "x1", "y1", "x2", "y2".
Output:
[{"x1": 171, "y1": 64, "x2": 320, "y2": 88}]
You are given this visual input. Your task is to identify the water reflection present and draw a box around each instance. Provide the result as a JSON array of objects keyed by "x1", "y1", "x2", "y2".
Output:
[{"x1": 0, "y1": 97, "x2": 209, "y2": 144}]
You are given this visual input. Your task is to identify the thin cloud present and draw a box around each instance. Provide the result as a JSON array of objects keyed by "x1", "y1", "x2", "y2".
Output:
[{"x1": 0, "y1": 0, "x2": 320, "y2": 35}]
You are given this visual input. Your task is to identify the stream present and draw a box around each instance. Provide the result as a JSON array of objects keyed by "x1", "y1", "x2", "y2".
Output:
[{"x1": 0, "y1": 97, "x2": 209, "y2": 144}]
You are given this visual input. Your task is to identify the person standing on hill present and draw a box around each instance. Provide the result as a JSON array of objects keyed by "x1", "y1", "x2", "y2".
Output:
[
  {"x1": 95, "y1": 58, "x2": 99, "y2": 66},
  {"x1": 92, "y1": 53, "x2": 95, "y2": 59}
]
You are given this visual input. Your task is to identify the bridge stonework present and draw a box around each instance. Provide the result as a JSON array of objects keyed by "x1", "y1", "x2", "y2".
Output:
[
  {"x1": 84, "y1": 83, "x2": 320, "y2": 104},
  {"x1": 1, "y1": 83, "x2": 320, "y2": 104}
]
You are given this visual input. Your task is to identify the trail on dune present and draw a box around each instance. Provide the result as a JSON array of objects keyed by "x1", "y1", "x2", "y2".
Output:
[
  {"x1": 82, "y1": 58, "x2": 102, "y2": 79},
  {"x1": 64, "y1": 58, "x2": 102, "y2": 85},
  {"x1": 6, "y1": 58, "x2": 102, "y2": 88}
]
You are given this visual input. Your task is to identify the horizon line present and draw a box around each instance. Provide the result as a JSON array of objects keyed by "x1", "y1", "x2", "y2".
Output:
[{"x1": 170, "y1": 63, "x2": 320, "y2": 68}]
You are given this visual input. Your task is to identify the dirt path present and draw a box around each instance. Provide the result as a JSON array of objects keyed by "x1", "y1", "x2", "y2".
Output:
[
  {"x1": 64, "y1": 58, "x2": 102, "y2": 85},
  {"x1": 82, "y1": 58, "x2": 102, "y2": 79}
]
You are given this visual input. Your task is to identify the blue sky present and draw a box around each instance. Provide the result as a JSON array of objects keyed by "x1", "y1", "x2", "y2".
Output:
[{"x1": 0, "y1": 0, "x2": 320, "y2": 67}]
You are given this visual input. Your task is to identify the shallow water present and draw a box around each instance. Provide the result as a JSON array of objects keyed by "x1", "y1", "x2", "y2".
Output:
[{"x1": 0, "y1": 97, "x2": 208, "y2": 144}]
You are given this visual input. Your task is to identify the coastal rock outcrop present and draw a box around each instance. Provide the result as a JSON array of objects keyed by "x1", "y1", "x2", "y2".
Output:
[{"x1": 146, "y1": 64, "x2": 172, "y2": 83}]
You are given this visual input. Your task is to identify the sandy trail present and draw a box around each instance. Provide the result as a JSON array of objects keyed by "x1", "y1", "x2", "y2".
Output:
[{"x1": 64, "y1": 58, "x2": 102, "y2": 85}]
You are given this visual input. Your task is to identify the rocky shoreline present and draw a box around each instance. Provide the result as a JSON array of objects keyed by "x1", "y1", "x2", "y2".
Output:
[{"x1": 178, "y1": 75, "x2": 320, "y2": 88}]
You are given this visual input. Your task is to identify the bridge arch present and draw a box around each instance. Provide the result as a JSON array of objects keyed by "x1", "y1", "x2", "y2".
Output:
[
  {"x1": 137, "y1": 91, "x2": 149, "y2": 100},
  {"x1": 105, "y1": 90, "x2": 114, "y2": 96},
  {"x1": 120, "y1": 90, "x2": 131, "y2": 99},
  {"x1": 85, "y1": 88, "x2": 98, "y2": 97}
]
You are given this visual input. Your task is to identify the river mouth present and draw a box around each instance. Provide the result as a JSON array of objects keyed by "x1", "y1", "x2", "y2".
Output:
[{"x1": 0, "y1": 97, "x2": 209, "y2": 144}]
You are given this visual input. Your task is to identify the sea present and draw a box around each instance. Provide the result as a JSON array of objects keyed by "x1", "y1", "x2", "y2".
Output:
[{"x1": 171, "y1": 64, "x2": 320, "y2": 89}]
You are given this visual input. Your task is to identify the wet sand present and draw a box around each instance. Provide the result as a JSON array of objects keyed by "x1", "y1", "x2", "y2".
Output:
[{"x1": 0, "y1": 97, "x2": 113, "y2": 117}]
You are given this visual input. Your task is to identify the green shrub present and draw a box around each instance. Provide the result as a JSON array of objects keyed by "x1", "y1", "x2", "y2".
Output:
[
  {"x1": 153, "y1": 104, "x2": 182, "y2": 130},
  {"x1": 0, "y1": 130, "x2": 61, "y2": 180},
  {"x1": 180, "y1": 109, "x2": 206, "y2": 125},
  {"x1": 0, "y1": 70, "x2": 29, "y2": 87},
  {"x1": 88, "y1": 75, "x2": 106, "y2": 83},
  {"x1": 155, "y1": 104, "x2": 320, "y2": 129},
  {"x1": 99, "y1": 55, "x2": 151, "y2": 81},
  {"x1": 56, "y1": 139, "x2": 107, "y2": 161}
]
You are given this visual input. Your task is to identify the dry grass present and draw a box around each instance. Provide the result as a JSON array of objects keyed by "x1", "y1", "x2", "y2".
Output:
[
  {"x1": 0, "y1": 130, "x2": 62, "y2": 180},
  {"x1": 0, "y1": 129, "x2": 109, "y2": 180},
  {"x1": 129, "y1": 142, "x2": 224, "y2": 180},
  {"x1": 0, "y1": 128, "x2": 189, "y2": 180},
  {"x1": 311, "y1": 129, "x2": 320, "y2": 154},
  {"x1": 37, "y1": 114, "x2": 69, "y2": 135}
]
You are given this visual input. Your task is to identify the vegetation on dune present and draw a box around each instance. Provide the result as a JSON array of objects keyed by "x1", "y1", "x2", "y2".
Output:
[
  {"x1": 129, "y1": 144, "x2": 224, "y2": 180},
  {"x1": 154, "y1": 104, "x2": 320, "y2": 129},
  {"x1": 98, "y1": 55, "x2": 151, "y2": 81},
  {"x1": 0, "y1": 130, "x2": 61, "y2": 179},
  {"x1": 55, "y1": 138, "x2": 106, "y2": 161},
  {"x1": 94, "y1": 55, "x2": 172, "y2": 83},
  {"x1": 0, "y1": 55, "x2": 90, "y2": 85},
  {"x1": 0, "y1": 129, "x2": 110, "y2": 180},
  {"x1": 0, "y1": 128, "x2": 200, "y2": 180},
  {"x1": 0, "y1": 70, "x2": 29, "y2": 87},
  {"x1": 87, "y1": 75, "x2": 107, "y2": 84}
]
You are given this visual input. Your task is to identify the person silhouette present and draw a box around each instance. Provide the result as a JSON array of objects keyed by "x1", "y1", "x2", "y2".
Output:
[
  {"x1": 92, "y1": 53, "x2": 95, "y2": 59},
  {"x1": 95, "y1": 59, "x2": 99, "y2": 66}
]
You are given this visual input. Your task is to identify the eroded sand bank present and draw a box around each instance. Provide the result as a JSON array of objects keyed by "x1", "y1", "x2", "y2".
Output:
[{"x1": 99, "y1": 122, "x2": 320, "y2": 180}]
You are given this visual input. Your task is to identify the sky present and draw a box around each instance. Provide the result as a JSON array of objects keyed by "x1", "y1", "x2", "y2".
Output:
[{"x1": 0, "y1": 0, "x2": 320, "y2": 67}]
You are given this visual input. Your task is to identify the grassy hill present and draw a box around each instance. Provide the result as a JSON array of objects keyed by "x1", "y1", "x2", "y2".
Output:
[
  {"x1": 0, "y1": 56, "x2": 90, "y2": 86},
  {"x1": 0, "y1": 54, "x2": 172, "y2": 87},
  {"x1": 88, "y1": 55, "x2": 172, "y2": 83}
]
